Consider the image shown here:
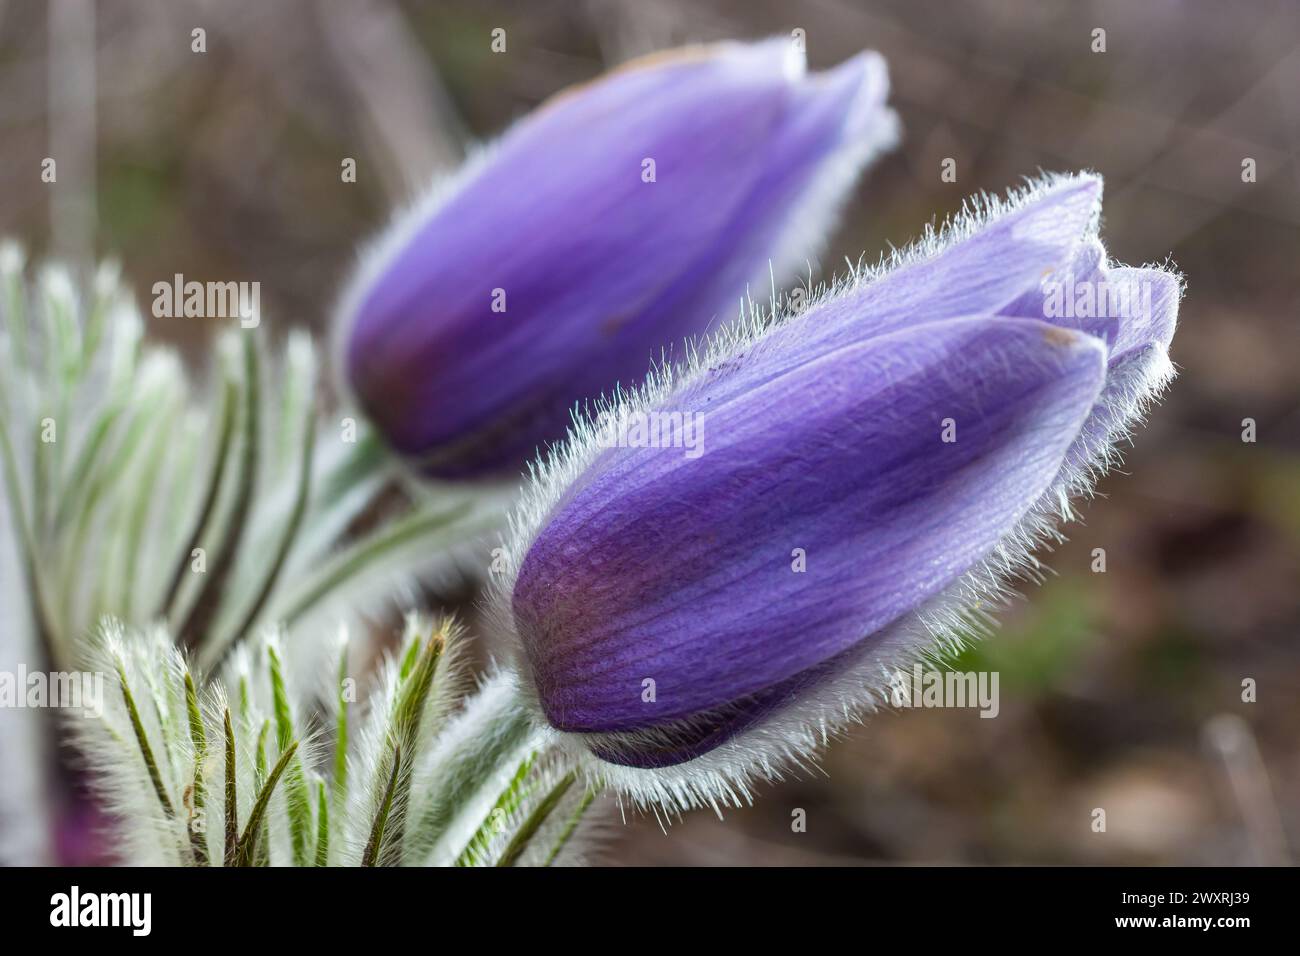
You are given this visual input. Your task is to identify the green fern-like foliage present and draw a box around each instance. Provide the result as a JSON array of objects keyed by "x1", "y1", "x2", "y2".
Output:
[
  {"x1": 0, "y1": 243, "x2": 589, "y2": 865},
  {"x1": 0, "y1": 242, "x2": 504, "y2": 675},
  {"x1": 74, "y1": 616, "x2": 596, "y2": 866}
]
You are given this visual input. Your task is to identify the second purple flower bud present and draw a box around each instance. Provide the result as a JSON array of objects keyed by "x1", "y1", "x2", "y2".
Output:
[{"x1": 339, "y1": 38, "x2": 898, "y2": 478}]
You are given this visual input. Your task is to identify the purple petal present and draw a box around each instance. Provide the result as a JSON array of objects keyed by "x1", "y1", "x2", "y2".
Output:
[
  {"x1": 512, "y1": 316, "x2": 1106, "y2": 762},
  {"x1": 1058, "y1": 265, "x2": 1181, "y2": 476},
  {"x1": 1106, "y1": 265, "x2": 1180, "y2": 360},
  {"x1": 1001, "y1": 237, "x2": 1115, "y2": 344},
  {"x1": 694, "y1": 174, "x2": 1103, "y2": 412}
]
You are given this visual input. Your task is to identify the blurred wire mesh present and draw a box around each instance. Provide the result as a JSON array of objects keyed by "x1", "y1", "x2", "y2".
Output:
[{"x1": 1, "y1": 0, "x2": 1297, "y2": 864}]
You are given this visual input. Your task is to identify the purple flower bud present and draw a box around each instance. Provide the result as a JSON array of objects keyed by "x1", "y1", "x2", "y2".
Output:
[
  {"x1": 340, "y1": 39, "x2": 898, "y2": 478},
  {"x1": 496, "y1": 173, "x2": 1181, "y2": 802}
]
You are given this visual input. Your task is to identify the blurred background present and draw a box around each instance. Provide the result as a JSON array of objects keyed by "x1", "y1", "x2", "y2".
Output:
[{"x1": 1, "y1": 0, "x2": 1297, "y2": 864}]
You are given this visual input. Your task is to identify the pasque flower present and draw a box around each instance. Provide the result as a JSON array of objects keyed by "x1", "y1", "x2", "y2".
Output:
[
  {"x1": 496, "y1": 173, "x2": 1181, "y2": 806},
  {"x1": 341, "y1": 38, "x2": 898, "y2": 478}
]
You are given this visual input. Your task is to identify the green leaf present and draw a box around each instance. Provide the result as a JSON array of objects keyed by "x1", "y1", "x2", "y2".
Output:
[
  {"x1": 267, "y1": 644, "x2": 295, "y2": 752},
  {"x1": 157, "y1": 377, "x2": 237, "y2": 621},
  {"x1": 118, "y1": 407, "x2": 174, "y2": 620},
  {"x1": 455, "y1": 753, "x2": 535, "y2": 867},
  {"x1": 333, "y1": 643, "x2": 350, "y2": 808},
  {"x1": 183, "y1": 671, "x2": 208, "y2": 866},
  {"x1": 253, "y1": 720, "x2": 271, "y2": 868},
  {"x1": 115, "y1": 658, "x2": 174, "y2": 819},
  {"x1": 183, "y1": 672, "x2": 206, "y2": 751},
  {"x1": 234, "y1": 740, "x2": 299, "y2": 867},
  {"x1": 255, "y1": 720, "x2": 270, "y2": 780},
  {"x1": 61, "y1": 384, "x2": 171, "y2": 637},
  {"x1": 51, "y1": 399, "x2": 126, "y2": 533},
  {"x1": 217, "y1": 388, "x2": 315, "y2": 650},
  {"x1": 178, "y1": 334, "x2": 259, "y2": 651},
  {"x1": 544, "y1": 784, "x2": 598, "y2": 867},
  {"x1": 496, "y1": 771, "x2": 576, "y2": 867},
  {"x1": 376, "y1": 621, "x2": 445, "y2": 865},
  {"x1": 392, "y1": 623, "x2": 444, "y2": 751},
  {"x1": 314, "y1": 780, "x2": 330, "y2": 867},
  {"x1": 361, "y1": 744, "x2": 402, "y2": 868},
  {"x1": 268, "y1": 643, "x2": 313, "y2": 866},
  {"x1": 0, "y1": 414, "x2": 62, "y2": 659},
  {"x1": 397, "y1": 633, "x2": 422, "y2": 683},
  {"x1": 410, "y1": 679, "x2": 535, "y2": 852},
  {"x1": 222, "y1": 709, "x2": 238, "y2": 867},
  {"x1": 315, "y1": 427, "x2": 387, "y2": 512},
  {"x1": 269, "y1": 499, "x2": 487, "y2": 629}
]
